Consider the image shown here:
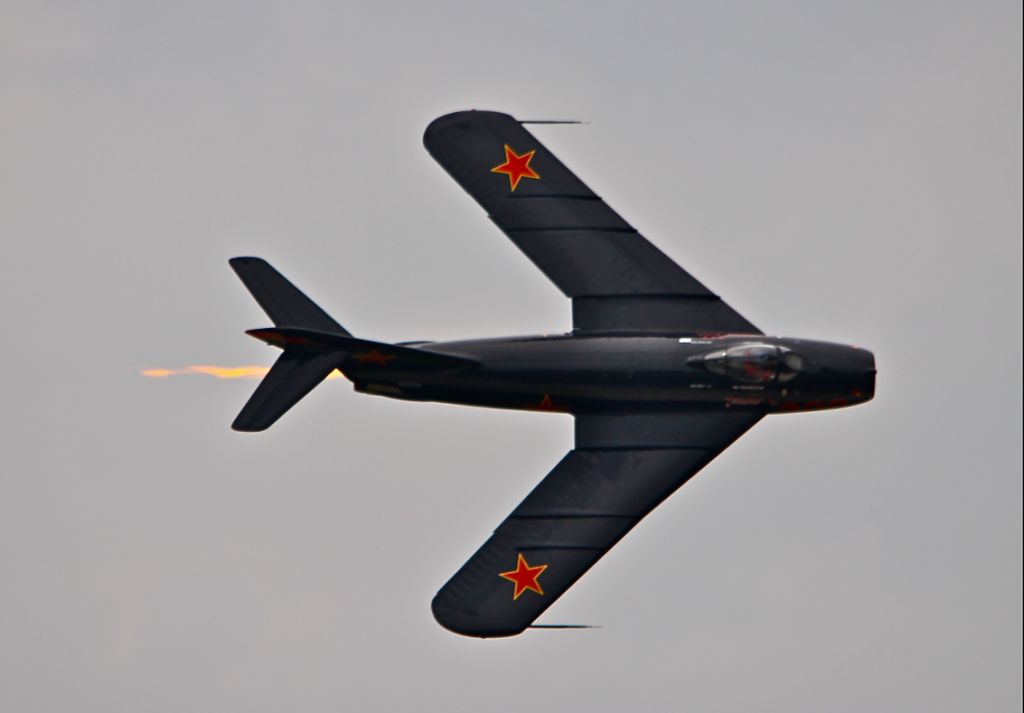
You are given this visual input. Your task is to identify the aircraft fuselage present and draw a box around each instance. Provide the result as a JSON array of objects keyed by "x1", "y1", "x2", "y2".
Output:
[{"x1": 345, "y1": 334, "x2": 876, "y2": 414}]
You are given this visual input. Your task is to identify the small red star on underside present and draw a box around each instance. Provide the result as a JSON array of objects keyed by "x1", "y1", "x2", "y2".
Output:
[
  {"x1": 352, "y1": 349, "x2": 397, "y2": 366},
  {"x1": 491, "y1": 144, "x2": 540, "y2": 191},
  {"x1": 527, "y1": 394, "x2": 565, "y2": 412},
  {"x1": 499, "y1": 553, "x2": 548, "y2": 600}
]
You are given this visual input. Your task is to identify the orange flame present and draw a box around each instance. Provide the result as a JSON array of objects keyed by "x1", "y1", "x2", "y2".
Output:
[{"x1": 141, "y1": 366, "x2": 343, "y2": 380}]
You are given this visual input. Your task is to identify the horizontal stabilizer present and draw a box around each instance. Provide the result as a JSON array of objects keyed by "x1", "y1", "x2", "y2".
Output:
[
  {"x1": 231, "y1": 350, "x2": 343, "y2": 432},
  {"x1": 230, "y1": 257, "x2": 349, "y2": 335}
]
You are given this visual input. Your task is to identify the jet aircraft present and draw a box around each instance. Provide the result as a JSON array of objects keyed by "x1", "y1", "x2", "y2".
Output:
[{"x1": 229, "y1": 110, "x2": 876, "y2": 637}]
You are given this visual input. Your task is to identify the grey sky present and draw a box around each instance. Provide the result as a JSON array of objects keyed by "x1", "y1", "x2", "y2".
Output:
[{"x1": 1, "y1": 1, "x2": 1020, "y2": 711}]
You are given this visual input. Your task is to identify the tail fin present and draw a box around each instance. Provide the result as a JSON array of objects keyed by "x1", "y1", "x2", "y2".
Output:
[
  {"x1": 229, "y1": 257, "x2": 348, "y2": 432},
  {"x1": 229, "y1": 257, "x2": 478, "y2": 431},
  {"x1": 229, "y1": 257, "x2": 349, "y2": 335}
]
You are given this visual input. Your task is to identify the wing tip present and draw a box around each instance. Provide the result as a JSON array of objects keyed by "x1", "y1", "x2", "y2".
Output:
[
  {"x1": 231, "y1": 419, "x2": 271, "y2": 433},
  {"x1": 423, "y1": 109, "x2": 516, "y2": 149},
  {"x1": 228, "y1": 255, "x2": 264, "y2": 268},
  {"x1": 430, "y1": 594, "x2": 526, "y2": 639}
]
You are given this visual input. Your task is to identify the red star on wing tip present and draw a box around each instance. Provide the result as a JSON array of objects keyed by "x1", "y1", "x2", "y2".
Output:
[
  {"x1": 491, "y1": 144, "x2": 540, "y2": 191},
  {"x1": 499, "y1": 553, "x2": 548, "y2": 600}
]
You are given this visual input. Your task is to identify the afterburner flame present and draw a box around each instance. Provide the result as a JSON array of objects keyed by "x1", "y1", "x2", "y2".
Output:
[{"x1": 141, "y1": 366, "x2": 343, "y2": 380}]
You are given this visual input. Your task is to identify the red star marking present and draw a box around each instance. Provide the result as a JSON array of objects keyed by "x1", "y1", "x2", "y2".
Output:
[
  {"x1": 247, "y1": 329, "x2": 315, "y2": 348},
  {"x1": 352, "y1": 350, "x2": 397, "y2": 366},
  {"x1": 499, "y1": 553, "x2": 548, "y2": 600},
  {"x1": 527, "y1": 394, "x2": 564, "y2": 412},
  {"x1": 491, "y1": 144, "x2": 540, "y2": 191}
]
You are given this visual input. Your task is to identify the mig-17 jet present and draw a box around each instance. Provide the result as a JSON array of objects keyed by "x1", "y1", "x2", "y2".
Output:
[{"x1": 229, "y1": 110, "x2": 876, "y2": 637}]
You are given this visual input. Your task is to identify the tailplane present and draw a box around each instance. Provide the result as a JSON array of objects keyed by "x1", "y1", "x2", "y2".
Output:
[
  {"x1": 229, "y1": 257, "x2": 349, "y2": 335},
  {"x1": 229, "y1": 257, "x2": 475, "y2": 431},
  {"x1": 229, "y1": 257, "x2": 350, "y2": 432},
  {"x1": 231, "y1": 349, "x2": 343, "y2": 431}
]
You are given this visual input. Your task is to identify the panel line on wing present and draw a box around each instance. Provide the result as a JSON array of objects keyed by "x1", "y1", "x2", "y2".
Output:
[
  {"x1": 514, "y1": 545, "x2": 606, "y2": 551},
  {"x1": 509, "y1": 513, "x2": 638, "y2": 520},
  {"x1": 574, "y1": 444, "x2": 716, "y2": 453},
  {"x1": 502, "y1": 227, "x2": 638, "y2": 234}
]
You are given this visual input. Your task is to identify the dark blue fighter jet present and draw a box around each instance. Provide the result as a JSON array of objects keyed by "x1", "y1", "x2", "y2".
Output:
[{"x1": 229, "y1": 110, "x2": 876, "y2": 638}]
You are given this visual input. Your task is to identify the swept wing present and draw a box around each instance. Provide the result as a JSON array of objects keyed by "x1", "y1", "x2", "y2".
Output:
[
  {"x1": 432, "y1": 411, "x2": 762, "y2": 637},
  {"x1": 423, "y1": 111, "x2": 760, "y2": 335}
]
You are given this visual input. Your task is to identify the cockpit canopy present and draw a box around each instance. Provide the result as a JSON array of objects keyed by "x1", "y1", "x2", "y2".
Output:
[{"x1": 699, "y1": 344, "x2": 803, "y2": 383}]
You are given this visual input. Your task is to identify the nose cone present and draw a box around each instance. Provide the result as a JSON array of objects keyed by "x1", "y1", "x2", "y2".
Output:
[
  {"x1": 779, "y1": 340, "x2": 875, "y2": 411},
  {"x1": 852, "y1": 347, "x2": 876, "y2": 403}
]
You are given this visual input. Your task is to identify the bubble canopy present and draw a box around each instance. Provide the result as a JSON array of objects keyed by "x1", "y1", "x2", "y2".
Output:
[{"x1": 697, "y1": 344, "x2": 803, "y2": 383}]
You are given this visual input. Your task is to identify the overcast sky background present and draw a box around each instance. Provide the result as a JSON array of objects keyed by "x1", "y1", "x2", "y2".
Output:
[{"x1": 1, "y1": 1, "x2": 1020, "y2": 711}]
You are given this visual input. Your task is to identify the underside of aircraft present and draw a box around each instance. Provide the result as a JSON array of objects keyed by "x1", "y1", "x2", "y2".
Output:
[{"x1": 229, "y1": 110, "x2": 876, "y2": 637}]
